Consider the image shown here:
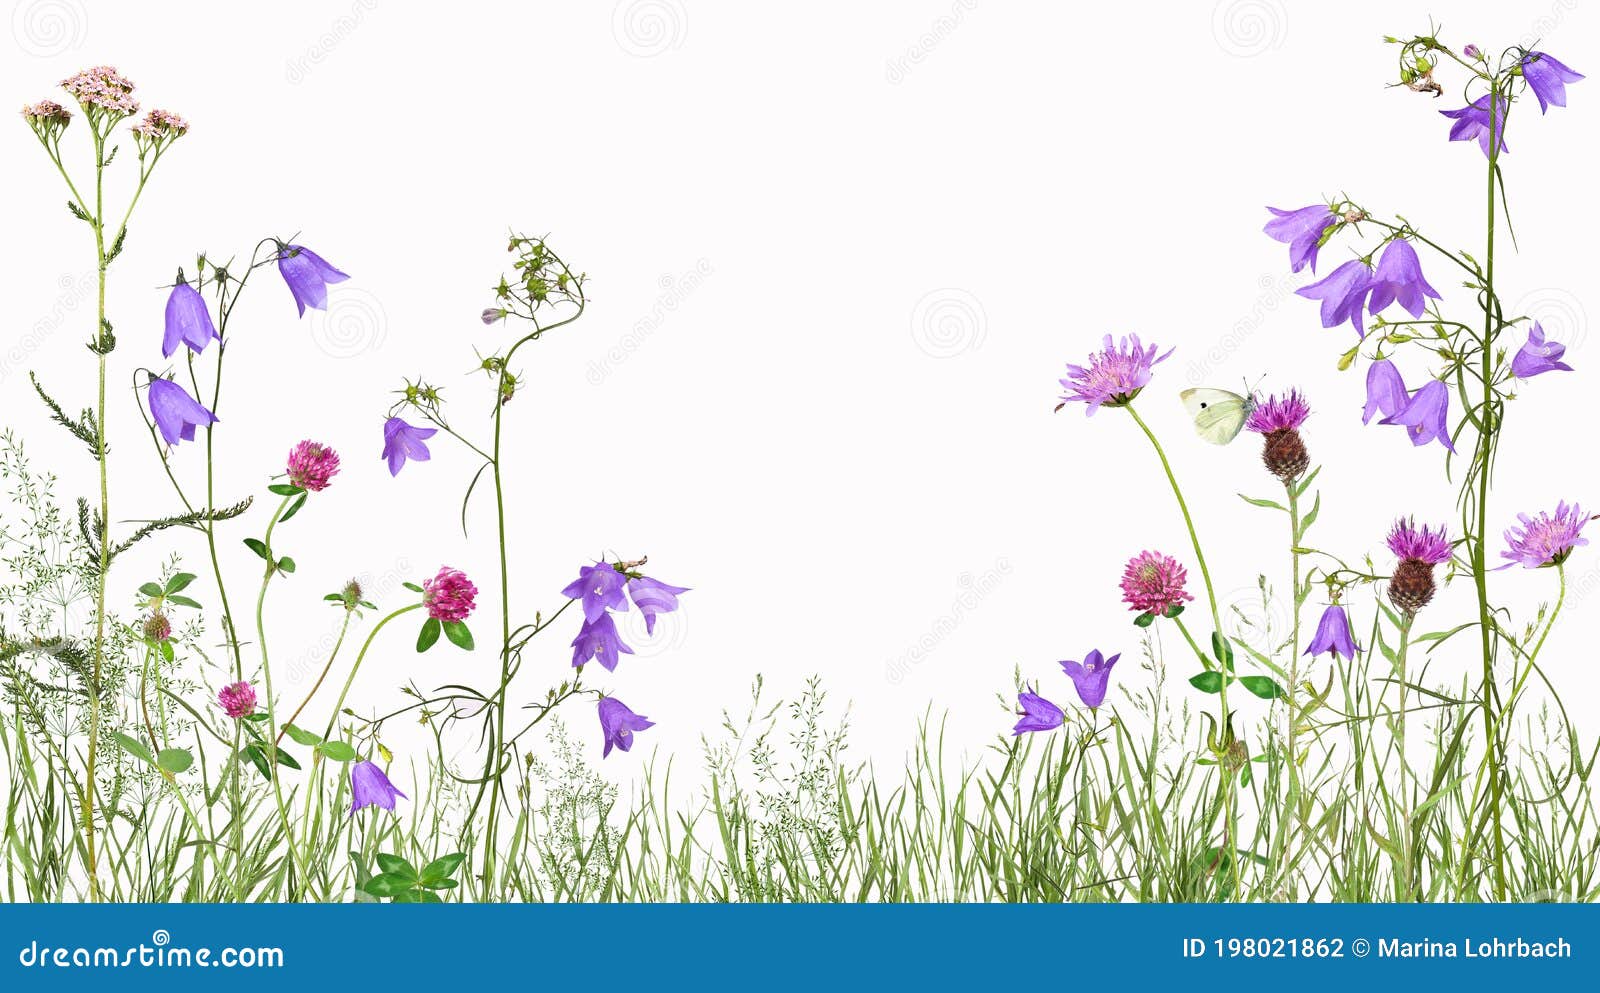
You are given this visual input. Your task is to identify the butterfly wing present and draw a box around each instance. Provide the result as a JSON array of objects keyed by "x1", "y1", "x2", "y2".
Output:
[{"x1": 1180, "y1": 388, "x2": 1250, "y2": 445}]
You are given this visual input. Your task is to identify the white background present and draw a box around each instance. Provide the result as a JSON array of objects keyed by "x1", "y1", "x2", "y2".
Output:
[{"x1": 2, "y1": 1, "x2": 1596, "y2": 785}]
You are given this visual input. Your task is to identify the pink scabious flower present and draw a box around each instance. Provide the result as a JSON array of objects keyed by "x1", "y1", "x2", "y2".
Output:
[
  {"x1": 218, "y1": 681, "x2": 257, "y2": 720},
  {"x1": 59, "y1": 66, "x2": 138, "y2": 115},
  {"x1": 1387, "y1": 518, "x2": 1451, "y2": 565},
  {"x1": 1058, "y1": 334, "x2": 1174, "y2": 415},
  {"x1": 1245, "y1": 390, "x2": 1309, "y2": 434},
  {"x1": 1120, "y1": 550, "x2": 1194, "y2": 616},
  {"x1": 131, "y1": 108, "x2": 188, "y2": 138},
  {"x1": 423, "y1": 567, "x2": 478, "y2": 622},
  {"x1": 1503, "y1": 502, "x2": 1591, "y2": 569},
  {"x1": 286, "y1": 440, "x2": 340, "y2": 492}
]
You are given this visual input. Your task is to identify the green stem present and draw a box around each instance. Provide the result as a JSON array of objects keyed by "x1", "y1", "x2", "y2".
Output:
[{"x1": 254, "y1": 492, "x2": 308, "y2": 890}]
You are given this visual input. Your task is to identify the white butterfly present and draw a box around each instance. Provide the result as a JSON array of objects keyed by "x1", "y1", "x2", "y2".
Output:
[{"x1": 1180, "y1": 388, "x2": 1259, "y2": 445}]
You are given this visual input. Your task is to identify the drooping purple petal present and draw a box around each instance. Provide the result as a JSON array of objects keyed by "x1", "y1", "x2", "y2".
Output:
[
  {"x1": 1521, "y1": 51, "x2": 1583, "y2": 114},
  {"x1": 350, "y1": 760, "x2": 407, "y2": 813},
  {"x1": 570, "y1": 612, "x2": 634, "y2": 671},
  {"x1": 1440, "y1": 94, "x2": 1510, "y2": 158},
  {"x1": 1059, "y1": 649, "x2": 1121, "y2": 709},
  {"x1": 562, "y1": 562, "x2": 630, "y2": 623},
  {"x1": 598, "y1": 696, "x2": 654, "y2": 757},
  {"x1": 1012, "y1": 689, "x2": 1065, "y2": 735},
  {"x1": 1362, "y1": 360, "x2": 1409, "y2": 425},
  {"x1": 1304, "y1": 604, "x2": 1360, "y2": 661},
  {"x1": 381, "y1": 416, "x2": 437, "y2": 476},
  {"x1": 1263, "y1": 204, "x2": 1337, "y2": 274},
  {"x1": 147, "y1": 377, "x2": 218, "y2": 446},
  {"x1": 1379, "y1": 379, "x2": 1457, "y2": 453},
  {"x1": 1510, "y1": 323, "x2": 1573, "y2": 379},
  {"x1": 276, "y1": 243, "x2": 349, "y2": 317},
  {"x1": 162, "y1": 278, "x2": 218, "y2": 358},
  {"x1": 627, "y1": 575, "x2": 690, "y2": 635},
  {"x1": 1366, "y1": 239, "x2": 1440, "y2": 319},
  {"x1": 1295, "y1": 259, "x2": 1372, "y2": 336}
]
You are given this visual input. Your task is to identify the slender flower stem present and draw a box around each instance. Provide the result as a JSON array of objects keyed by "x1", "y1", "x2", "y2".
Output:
[
  {"x1": 277, "y1": 609, "x2": 354, "y2": 746},
  {"x1": 1125, "y1": 406, "x2": 1221, "y2": 629},
  {"x1": 253, "y1": 492, "x2": 309, "y2": 889},
  {"x1": 1270, "y1": 480, "x2": 1305, "y2": 893}
]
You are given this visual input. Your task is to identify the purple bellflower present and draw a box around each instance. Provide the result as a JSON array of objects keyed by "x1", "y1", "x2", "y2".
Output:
[
  {"x1": 381, "y1": 416, "x2": 436, "y2": 476},
  {"x1": 598, "y1": 696, "x2": 654, "y2": 757},
  {"x1": 1060, "y1": 649, "x2": 1121, "y2": 710},
  {"x1": 1305, "y1": 604, "x2": 1360, "y2": 661},
  {"x1": 1365, "y1": 239, "x2": 1440, "y2": 319},
  {"x1": 1511, "y1": 323, "x2": 1573, "y2": 379},
  {"x1": 1362, "y1": 360, "x2": 1409, "y2": 425},
  {"x1": 1520, "y1": 51, "x2": 1583, "y2": 114},
  {"x1": 571, "y1": 612, "x2": 633, "y2": 671},
  {"x1": 147, "y1": 377, "x2": 217, "y2": 446},
  {"x1": 1295, "y1": 259, "x2": 1372, "y2": 335},
  {"x1": 275, "y1": 243, "x2": 348, "y2": 316},
  {"x1": 350, "y1": 760, "x2": 407, "y2": 813},
  {"x1": 563, "y1": 562, "x2": 629, "y2": 623},
  {"x1": 1380, "y1": 379, "x2": 1457, "y2": 452},
  {"x1": 1263, "y1": 204, "x2": 1337, "y2": 274},
  {"x1": 1012, "y1": 689, "x2": 1065, "y2": 735},
  {"x1": 1440, "y1": 94, "x2": 1509, "y2": 158},
  {"x1": 627, "y1": 575, "x2": 690, "y2": 635},
  {"x1": 162, "y1": 277, "x2": 218, "y2": 358}
]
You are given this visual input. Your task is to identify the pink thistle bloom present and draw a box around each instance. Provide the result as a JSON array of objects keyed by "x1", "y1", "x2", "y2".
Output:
[
  {"x1": 286, "y1": 440, "x2": 341, "y2": 492},
  {"x1": 1503, "y1": 501, "x2": 1591, "y2": 569},
  {"x1": 59, "y1": 66, "x2": 138, "y2": 115},
  {"x1": 423, "y1": 566, "x2": 478, "y2": 622},
  {"x1": 1245, "y1": 390, "x2": 1310, "y2": 433},
  {"x1": 1058, "y1": 334, "x2": 1174, "y2": 415},
  {"x1": 1120, "y1": 550, "x2": 1195, "y2": 616},
  {"x1": 217, "y1": 681, "x2": 257, "y2": 720},
  {"x1": 1387, "y1": 518, "x2": 1451, "y2": 565}
]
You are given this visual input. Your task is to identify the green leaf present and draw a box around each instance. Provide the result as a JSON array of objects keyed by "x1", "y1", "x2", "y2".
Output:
[
  {"x1": 417, "y1": 878, "x2": 459, "y2": 891},
  {"x1": 283, "y1": 723, "x2": 322, "y2": 747},
  {"x1": 1210, "y1": 632, "x2": 1235, "y2": 672},
  {"x1": 276, "y1": 556, "x2": 297, "y2": 575},
  {"x1": 1239, "y1": 760, "x2": 1253, "y2": 787},
  {"x1": 167, "y1": 594, "x2": 202, "y2": 609},
  {"x1": 1163, "y1": 603, "x2": 1185, "y2": 619},
  {"x1": 243, "y1": 537, "x2": 269, "y2": 560},
  {"x1": 156, "y1": 748, "x2": 194, "y2": 774},
  {"x1": 267, "y1": 483, "x2": 303, "y2": 496},
  {"x1": 361, "y1": 872, "x2": 416, "y2": 898},
  {"x1": 110, "y1": 732, "x2": 154, "y2": 765},
  {"x1": 1189, "y1": 671, "x2": 1227, "y2": 694},
  {"x1": 390, "y1": 889, "x2": 425, "y2": 903},
  {"x1": 279, "y1": 492, "x2": 308, "y2": 523},
  {"x1": 138, "y1": 581, "x2": 164, "y2": 598},
  {"x1": 417, "y1": 617, "x2": 441, "y2": 652},
  {"x1": 1298, "y1": 492, "x2": 1322, "y2": 538},
  {"x1": 164, "y1": 572, "x2": 197, "y2": 594},
  {"x1": 375, "y1": 853, "x2": 419, "y2": 881},
  {"x1": 273, "y1": 747, "x2": 302, "y2": 771},
  {"x1": 316, "y1": 740, "x2": 357, "y2": 763},
  {"x1": 160, "y1": 640, "x2": 175, "y2": 663},
  {"x1": 1132, "y1": 611, "x2": 1155, "y2": 629},
  {"x1": 243, "y1": 743, "x2": 272, "y2": 780},
  {"x1": 443, "y1": 621, "x2": 475, "y2": 651},
  {"x1": 1238, "y1": 675, "x2": 1284, "y2": 700},
  {"x1": 403, "y1": 581, "x2": 424, "y2": 593},
  {"x1": 420, "y1": 853, "x2": 466, "y2": 885},
  {"x1": 1238, "y1": 494, "x2": 1286, "y2": 512},
  {"x1": 324, "y1": 593, "x2": 345, "y2": 602}
]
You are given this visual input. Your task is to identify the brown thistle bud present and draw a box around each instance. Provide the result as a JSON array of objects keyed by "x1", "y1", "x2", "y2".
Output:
[
  {"x1": 1384, "y1": 518, "x2": 1452, "y2": 617},
  {"x1": 1261, "y1": 428, "x2": 1309, "y2": 482}
]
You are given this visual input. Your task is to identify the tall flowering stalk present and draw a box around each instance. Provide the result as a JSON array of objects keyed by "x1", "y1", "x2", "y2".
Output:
[{"x1": 21, "y1": 67, "x2": 186, "y2": 900}]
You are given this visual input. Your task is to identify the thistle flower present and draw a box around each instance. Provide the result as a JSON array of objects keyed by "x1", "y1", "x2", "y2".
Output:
[
  {"x1": 275, "y1": 243, "x2": 349, "y2": 316},
  {"x1": 1440, "y1": 94, "x2": 1509, "y2": 158},
  {"x1": 627, "y1": 575, "x2": 690, "y2": 635},
  {"x1": 1520, "y1": 51, "x2": 1583, "y2": 114},
  {"x1": 142, "y1": 613, "x2": 172, "y2": 644},
  {"x1": 1304, "y1": 604, "x2": 1360, "y2": 661},
  {"x1": 217, "y1": 681, "x2": 256, "y2": 719},
  {"x1": 130, "y1": 108, "x2": 188, "y2": 138},
  {"x1": 423, "y1": 567, "x2": 477, "y2": 623},
  {"x1": 285, "y1": 440, "x2": 340, "y2": 492},
  {"x1": 1379, "y1": 379, "x2": 1457, "y2": 452},
  {"x1": 1011, "y1": 689, "x2": 1064, "y2": 735},
  {"x1": 1295, "y1": 259, "x2": 1372, "y2": 335},
  {"x1": 1362, "y1": 360, "x2": 1409, "y2": 425},
  {"x1": 147, "y1": 377, "x2": 218, "y2": 446},
  {"x1": 1057, "y1": 334, "x2": 1173, "y2": 415},
  {"x1": 1511, "y1": 323, "x2": 1573, "y2": 379},
  {"x1": 1263, "y1": 204, "x2": 1337, "y2": 274},
  {"x1": 1119, "y1": 550, "x2": 1194, "y2": 616},
  {"x1": 381, "y1": 417, "x2": 436, "y2": 476},
  {"x1": 598, "y1": 697, "x2": 655, "y2": 757},
  {"x1": 571, "y1": 612, "x2": 633, "y2": 671},
  {"x1": 1386, "y1": 519, "x2": 1451, "y2": 614},
  {"x1": 58, "y1": 66, "x2": 137, "y2": 115},
  {"x1": 1502, "y1": 502, "x2": 1590, "y2": 569},
  {"x1": 562, "y1": 562, "x2": 629, "y2": 623},
  {"x1": 1059, "y1": 649, "x2": 1121, "y2": 709},
  {"x1": 350, "y1": 760, "x2": 407, "y2": 813},
  {"x1": 1245, "y1": 389, "x2": 1311, "y2": 481},
  {"x1": 1365, "y1": 239, "x2": 1440, "y2": 320},
  {"x1": 162, "y1": 276, "x2": 218, "y2": 358}
]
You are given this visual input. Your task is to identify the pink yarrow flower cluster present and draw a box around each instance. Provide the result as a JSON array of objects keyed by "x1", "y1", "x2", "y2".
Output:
[
  {"x1": 286, "y1": 440, "x2": 340, "y2": 492},
  {"x1": 59, "y1": 65, "x2": 137, "y2": 114},
  {"x1": 424, "y1": 567, "x2": 478, "y2": 622},
  {"x1": 1120, "y1": 550, "x2": 1194, "y2": 616},
  {"x1": 132, "y1": 108, "x2": 188, "y2": 138},
  {"x1": 20, "y1": 99, "x2": 71, "y2": 124}
]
